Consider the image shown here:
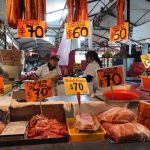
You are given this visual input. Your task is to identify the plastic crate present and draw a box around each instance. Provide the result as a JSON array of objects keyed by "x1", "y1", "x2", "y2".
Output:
[{"x1": 67, "y1": 118, "x2": 106, "y2": 142}]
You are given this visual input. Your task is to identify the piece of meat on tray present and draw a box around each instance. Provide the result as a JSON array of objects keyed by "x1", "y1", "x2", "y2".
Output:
[
  {"x1": 102, "y1": 122, "x2": 150, "y2": 142},
  {"x1": 97, "y1": 107, "x2": 135, "y2": 124},
  {"x1": 26, "y1": 115, "x2": 67, "y2": 139}
]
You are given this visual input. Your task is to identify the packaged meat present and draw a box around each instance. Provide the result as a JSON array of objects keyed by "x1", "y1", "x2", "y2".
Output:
[
  {"x1": 102, "y1": 122, "x2": 150, "y2": 142},
  {"x1": 75, "y1": 113, "x2": 100, "y2": 131},
  {"x1": 97, "y1": 107, "x2": 135, "y2": 124},
  {"x1": 67, "y1": 0, "x2": 74, "y2": 22},
  {"x1": 138, "y1": 101, "x2": 150, "y2": 130},
  {"x1": 26, "y1": 115, "x2": 67, "y2": 139},
  {"x1": 67, "y1": 0, "x2": 88, "y2": 22},
  {"x1": 6, "y1": 0, "x2": 46, "y2": 29},
  {"x1": 116, "y1": 0, "x2": 125, "y2": 25},
  {"x1": 24, "y1": 0, "x2": 46, "y2": 21},
  {"x1": 6, "y1": 0, "x2": 23, "y2": 28}
]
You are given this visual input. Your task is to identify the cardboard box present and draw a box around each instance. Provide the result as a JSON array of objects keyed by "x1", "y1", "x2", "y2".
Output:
[
  {"x1": 0, "y1": 50, "x2": 24, "y2": 66},
  {"x1": 0, "y1": 104, "x2": 69, "y2": 147}
]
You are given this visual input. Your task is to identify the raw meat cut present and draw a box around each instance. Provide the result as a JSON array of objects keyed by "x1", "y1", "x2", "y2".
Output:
[
  {"x1": 97, "y1": 107, "x2": 135, "y2": 124},
  {"x1": 75, "y1": 113, "x2": 99, "y2": 131},
  {"x1": 6, "y1": 0, "x2": 46, "y2": 29},
  {"x1": 102, "y1": 122, "x2": 150, "y2": 142},
  {"x1": 6, "y1": 0, "x2": 23, "y2": 28},
  {"x1": 75, "y1": 113, "x2": 94, "y2": 130},
  {"x1": 26, "y1": 115, "x2": 67, "y2": 139},
  {"x1": 138, "y1": 101, "x2": 150, "y2": 130},
  {"x1": 67, "y1": 0, "x2": 88, "y2": 22}
]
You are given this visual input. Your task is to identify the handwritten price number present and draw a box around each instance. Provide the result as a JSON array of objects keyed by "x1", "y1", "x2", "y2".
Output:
[
  {"x1": 70, "y1": 83, "x2": 84, "y2": 91},
  {"x1": 26, "y1": 25, "x2": 44, "y2": 38},
  {"x1": 33, "y1": 87, "x2": 51, "y2": 97},
  {"x1": 27, "y1": 86, "x2": 51, "y2": 98},
  {"x1": 67, "y1": 27, "x2": 88, "y2": 39},
  {"x1": 114, "y1": 28, "x2": 126, "y2": 40},
  {"x1": 99, "y1": 73, "x2": 122, "y2": 87}
]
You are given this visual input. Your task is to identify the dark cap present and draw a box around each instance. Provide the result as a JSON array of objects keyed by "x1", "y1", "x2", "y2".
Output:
[{"x1": 50, "y1": 55, "x2": 59, "y2": 61}]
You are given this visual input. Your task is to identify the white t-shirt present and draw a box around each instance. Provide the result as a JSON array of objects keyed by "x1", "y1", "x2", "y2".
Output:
[
  {"x1": 35, "y1": 64, "x2": 62, "y2": 95},
  {"x1": 83, "y1": 61, "x2": 100, "y2": 94},
  {"x1": 35, "y1": 64, "x2": 61, "y2": 79}
]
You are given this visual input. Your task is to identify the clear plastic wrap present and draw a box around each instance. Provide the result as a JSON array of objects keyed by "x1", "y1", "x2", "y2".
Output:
[
  {"x1": 97, "y1": 107, "x2": 135, "y2": 124},
  {"x1": 102, "y1": 122, "x2": 150, "y2": 142}
]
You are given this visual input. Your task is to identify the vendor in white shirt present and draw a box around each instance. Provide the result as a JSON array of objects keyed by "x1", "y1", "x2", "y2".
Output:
[
  {"x1": 34, "y1": 55, "x2": 62, "y2": 95},
  {"x1": 83, "y1": 51, "x2": 102, "y2": 94}
]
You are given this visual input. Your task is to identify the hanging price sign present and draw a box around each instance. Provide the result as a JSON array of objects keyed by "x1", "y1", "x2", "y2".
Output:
[
  {"x1": 110, "y1": 22, "x2": 129, "y2": 42},
  {"x1": 65, "y1": 21, "x2": 90, "y2": 39},
  {"x1": 97, "y1": 66, "x2": 125, "y2": 88},
  {"x1": 141, "y1": 54, "x2": 150, "y2": 68},
  {"x1": 63, "y1": 77, "x2": 89, "y2": 95},
  {"x1": 0, "y1": 76, "x2": 4, "y2": 95},
  {"x1": 24, "y1": 79, "x2": 52, "y2": 102},
  {"x1": 18, "y1": 19, "x2": 45, "y2": 38}
]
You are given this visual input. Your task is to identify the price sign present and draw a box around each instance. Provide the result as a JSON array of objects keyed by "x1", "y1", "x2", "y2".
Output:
[
  {"x1": 141, "y1": 54, "x2": 150, "y2": 68},
  {"x1": 65, "y1": 21, "x2": 90, "y2": 39},
  {"x1": 73, "y1": 63, "x2": 81, "y2": 72},
  {"x1": 110, "y1": 22, "x2": 128, "y2": 42},
  {"x1": 63, "y1": 77, "x2": 89, "y2": 95},
  {"x1": 0, "y1": 76, "x2": 4, "y2": 95},
  {"x1": 24, "y1": 79, "x2": 52, "y2": 102},
  {"x1": 97, "y1": 66, "x2": 125, "y2": 88},
  {"x1": 18, "y1": 19, "x2": 45, "y2": 38}
]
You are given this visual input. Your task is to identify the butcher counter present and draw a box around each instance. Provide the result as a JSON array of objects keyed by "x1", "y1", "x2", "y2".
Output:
[
  {"x1": 0, "y1": 139, "x2": 149, "y2": 150},
  {"x1": 0, "y1": 93, "x2": 150, "y2": 149}
]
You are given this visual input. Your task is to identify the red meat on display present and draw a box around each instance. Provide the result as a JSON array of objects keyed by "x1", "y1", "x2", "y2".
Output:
[
  {"x1": 102, "y1": 122, "x2": 150, "y2": 142},
  {"x1": 75, "y1": 113, "x2": 94, "y2": 130},
  {"x1": 97, "y1": 107, "x2": 135, "y2": 124},
  {"x1": 26, "y1": 115, "x2": 67, "y2": 139}
]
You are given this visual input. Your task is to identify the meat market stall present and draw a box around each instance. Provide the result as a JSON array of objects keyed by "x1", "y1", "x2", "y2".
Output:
[
  {"x1": 0, "y1": 92, "x2": 150, "y2": 148},
  {"x1": 0, "y1": 0, "x2": 150, "y2": 149}
]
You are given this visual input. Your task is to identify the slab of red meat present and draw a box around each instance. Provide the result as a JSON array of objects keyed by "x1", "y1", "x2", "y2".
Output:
[
  {"x1": 102, "y1": 122, "x2": 150, "y2": 142},
  {"x1": 26, "y1": 115, "x2": 67, "y2": 139},
  {"x1": 138, "y1": 101, "x2": 150, "y2": 130},
  {"x1": 97, "y1": 107, "x2": 135, "y2": 124}
]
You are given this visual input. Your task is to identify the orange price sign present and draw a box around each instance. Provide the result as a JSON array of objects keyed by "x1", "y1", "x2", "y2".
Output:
[
  {"x1": 24, "y1": 79, "x2": 52, "y2": 102},
  {"x1": 97, "y1": 66, "x2": 125, "y2": 88},
  {"x1": 110, "y1": 22, "x2": 129, "y2": 42},
  {"x1": 18, "y1": 19, "x2": 45, "y2": 38},
  {"x1": 65, "y1": 21, "x2": 90, "y2": 39},
  {"x1": 0, "y1": 76, "x2": 4, "y2": 95}
]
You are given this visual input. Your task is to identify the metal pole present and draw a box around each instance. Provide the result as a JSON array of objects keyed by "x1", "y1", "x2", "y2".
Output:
[
  {"x1": 4, "y1": 25, "x2": 7, "y2": 49},
  {"x1": 127, "y1": 0, "x2": 130, "y2": 31},
  {"x1": 126, "y1": 0, "x2": 130, "y2": 80}
]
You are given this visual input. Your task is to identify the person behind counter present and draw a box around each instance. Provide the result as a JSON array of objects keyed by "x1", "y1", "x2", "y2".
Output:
[
  {"x1": 34, "y1": 55, "x2": 62, "y2": 95},
  {"x1": 83, "y1": 51, "x2": 102, "y2": 94},
  {"x1": 128, "y1": 51, "x2": 145, "y2": 77}
]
